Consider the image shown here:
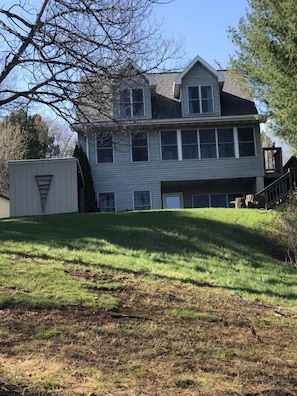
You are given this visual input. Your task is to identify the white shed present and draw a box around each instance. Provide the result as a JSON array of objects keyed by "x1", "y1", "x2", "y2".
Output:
[
  {"x1": 0, "y1": 193, "x2": 10, "y2": 218},
  {"x1": 9, "y1": 158, "x2": 84, "y2": 217}
]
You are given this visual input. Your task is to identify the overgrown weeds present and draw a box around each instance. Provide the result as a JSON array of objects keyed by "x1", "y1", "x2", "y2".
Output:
[{"x1": 274, "y1": 193, "x2": 297, "y2": 267}]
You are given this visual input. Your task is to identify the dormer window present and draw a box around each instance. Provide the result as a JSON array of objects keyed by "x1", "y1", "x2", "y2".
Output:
[
  {"x1": 120, "y1": 88, "x2": 144, "y2": 117},
  {"x1": 188, "y1": 85, "x2": 213, "y2": 114}
]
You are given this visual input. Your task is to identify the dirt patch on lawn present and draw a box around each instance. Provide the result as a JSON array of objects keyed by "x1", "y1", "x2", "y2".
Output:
[{"x1": 1, "y1": 274, "x2": 296, "y2": 396}]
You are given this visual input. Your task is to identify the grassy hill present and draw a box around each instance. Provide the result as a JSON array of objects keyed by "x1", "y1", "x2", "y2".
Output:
[{"x1": 0, "y1": 209, "x2": 296, "y2": 395}]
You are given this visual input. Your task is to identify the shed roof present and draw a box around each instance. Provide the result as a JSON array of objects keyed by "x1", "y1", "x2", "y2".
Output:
[{"x1": 0, "y1": 193, "x2": 9, "y2": 200}]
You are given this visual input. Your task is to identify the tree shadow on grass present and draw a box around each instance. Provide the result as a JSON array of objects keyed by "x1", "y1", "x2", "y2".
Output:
[
  {"x1": 1, "y1": 210, "x2": 296, "y2": 306},
  {"x1": 0, "y1": 210, "x2": 271, "y2": 257}
]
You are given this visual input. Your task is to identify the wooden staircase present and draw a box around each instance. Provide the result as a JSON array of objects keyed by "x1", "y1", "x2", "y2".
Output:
[{"x1": 255, "y1": 167, "x2": 297, "y2": 209}]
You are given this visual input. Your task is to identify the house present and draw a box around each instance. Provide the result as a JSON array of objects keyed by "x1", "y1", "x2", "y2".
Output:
[
  {"x1": 9, "y1": 158, "x2": 84, "y2": 217},
  {"x1": 0, "y1": 193, "x2": 9, "y2": 218},
  {"x1": 74, "y1": 55, "x2": 275, "y2": 212}
]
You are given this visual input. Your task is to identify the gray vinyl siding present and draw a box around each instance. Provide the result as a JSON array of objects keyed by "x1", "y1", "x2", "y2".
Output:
[
  {"x1": 9, "y1": 158, "x2": 79, "y2": 217},
  {"x1": 181, "y1": 63, "x2": 221, "y2": 117},
  {"x1": 87, "y1": 125, "x2": 263, "y2": 211}
]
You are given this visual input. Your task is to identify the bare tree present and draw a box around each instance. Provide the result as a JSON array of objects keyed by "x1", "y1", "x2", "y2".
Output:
[
  {"x1": 45, "y1": 116, "x2": 76, "y2": 157},
  {"x1": 0, "y1": 0, "x2": 180, "y2": 124}
]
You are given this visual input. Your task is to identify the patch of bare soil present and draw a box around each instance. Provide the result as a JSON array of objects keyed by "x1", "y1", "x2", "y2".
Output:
[{"x1": 0, "y1": 274, "x2": 297, "y2": 396}]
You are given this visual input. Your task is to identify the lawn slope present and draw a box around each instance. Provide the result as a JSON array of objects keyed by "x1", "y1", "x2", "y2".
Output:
[{"x1": 0, "y1": 209, "x2": 296, "y2": 395}]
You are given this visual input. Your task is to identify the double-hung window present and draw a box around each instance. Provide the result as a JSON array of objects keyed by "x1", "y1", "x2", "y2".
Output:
[
  {"x1": 188, "y1": 85, "x2": 213, "y2": 114},
  {"x1": 98, "y1": 192, "x2": 115, "y2": 212},
  {"x1": 217, "y1": 128, "x2": 235, "y2": 158},
  {"x1": 131, "y1": 132, "x2": 149, "y2": 162},
  {"x1": 181, "y1": 130, "x2": 198, "y2": 159},
  {"x1": 120, "y1": 88, "x2": 144, "y2": 117},
  {"x1": 199, "y1": 129, "x2": 217, "y2": 159},
  {"x1": 97, "y1": 134, "x2": 113, "y2": 163},
  {"x1": 133, "y1": 190, "x2": 151, "y2": 210},
  {"x1": 238, "y1": 127, "x2": 255, "y2": 156},
  {"x1": 161, "y1": 131, "x2": 178, "y2": 160}
]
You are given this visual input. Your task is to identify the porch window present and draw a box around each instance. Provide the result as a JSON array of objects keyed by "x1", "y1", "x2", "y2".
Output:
[
  {"x1": 193, "y1": 193, "x2": 243, "y2": 208},
  {"x1": 133, "y1": 190, "x2": 151, "y2": 210},
  {"x1": 238, "y1": 127, "x2": 255, "y2": 156},
  {"x1": 181, "y1": 130, "x2": 198, "y2": 159},
  {"x1": 210, "y1": 194, "x2": 227, "y2": 207},
  {"x1": 199, "y1": 129, "x2": 217, "y2": 159},
  {"x1": 97, "y1": 134, "x2": 113, "y2": 163},
  {"x1": 217, "y1": 128, "x2": 235, "y2": 158},
  {"x1": 98, "y1": 192, "x2": 115, "y2": 212},
  {"x1": 120, "y1": 88, "x2": 144, "y2": 117},
  {"x1": 161, "y1": 131, "x2": 178, "y2": 160},
  {"x1": 188, "y1": 85, "x2": 213, "y2": 114},
  {"x1": 131, "y1": 132, "x2": 149, "y2": 162},
  {"x1": 193, "y1": 194, "x2": 210, "y2": 208}
]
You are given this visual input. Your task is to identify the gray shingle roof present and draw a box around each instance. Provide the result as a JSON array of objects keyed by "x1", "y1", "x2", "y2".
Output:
[
  {"x1": 219, "y1": 70, "x2": 258, "y2": 116},
  {"x1": 149, "y1": 70, "x2": 257, "y2": 119}
]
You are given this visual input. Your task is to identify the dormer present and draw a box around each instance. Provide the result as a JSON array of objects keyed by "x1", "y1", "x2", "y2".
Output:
[
  {"x1": 174, "y1": 56, "x2": 225, "y2": 118},
  {"x1": 113, "y1": 61, "x2": 156, "y2": 120}
]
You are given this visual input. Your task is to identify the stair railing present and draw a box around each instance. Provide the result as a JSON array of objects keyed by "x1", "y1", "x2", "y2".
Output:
[{"x1": 255, "y1": 167, "x2": 297, "y2": 209}]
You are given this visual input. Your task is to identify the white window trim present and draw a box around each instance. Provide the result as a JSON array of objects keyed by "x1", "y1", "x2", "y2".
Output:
[
  {"x1": 159, "y1": 130, "x2": 179, "y2": 161},
  {"x1": 132, "y1": 189, "x2": 152, "y2": 210},
  {"x1": 98, "y1": 191, "x2": 116, "y2": 212},
  {"x1": 236, "y1": 126, "x2": 257, "y2": 158},
  {"x1": 198, "y1": 128, "x2": 218, "y2": 160},
  {"x1": 160, "y1": 127, "x2": 255, "y2": 161},
  {"x1": 234, "y1": 127, "x2": 240, "y2": 158},
  {"x1": 96, "y1": 133, "x2": 115, "y2": 164},
  {"x1": 130, "y1": 131, "x2": 150, "y2": 163},
  {"x1": 216, "y1": 127, "x2": 235, "y2": 159},
  {"x1": 177, "y1": 130, "x2": 183, "y2": 161},
  {"x1": 120, "y1": 87, "x2": 145, "y2": 118},
  {"x1": 187, "y1": 84, "x2": 214, "y2": 115}
]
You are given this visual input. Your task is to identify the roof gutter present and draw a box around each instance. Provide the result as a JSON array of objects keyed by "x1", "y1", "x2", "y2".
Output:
[{"x1": 73, "y1": 114, "x2": 266, "y2": 132}]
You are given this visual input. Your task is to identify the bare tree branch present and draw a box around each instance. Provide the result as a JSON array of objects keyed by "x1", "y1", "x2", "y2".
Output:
[{"x1": 0, "y1": 0, "x2": 182, "y2": 123}]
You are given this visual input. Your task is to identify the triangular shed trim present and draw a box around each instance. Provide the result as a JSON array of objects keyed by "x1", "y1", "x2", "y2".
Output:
[{"x1": 173, "y1": 55, "x2": 225, "y2": 98}]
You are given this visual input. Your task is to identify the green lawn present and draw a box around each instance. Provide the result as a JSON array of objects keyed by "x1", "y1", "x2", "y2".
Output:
[
  {"x1": 0, "y1": 208, "x2": 295, "y2": 308},
  {"x1": 0, "y1": 209, "x2": 296, "y2": 395}
]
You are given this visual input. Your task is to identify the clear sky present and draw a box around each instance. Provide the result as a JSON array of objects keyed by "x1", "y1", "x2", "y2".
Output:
[
  {"x1": 154, "y1": 0, "x2": 249, "y2": 69},
  {"x1": 154, "y1": 0, "x2": 293, "y2": 155}
]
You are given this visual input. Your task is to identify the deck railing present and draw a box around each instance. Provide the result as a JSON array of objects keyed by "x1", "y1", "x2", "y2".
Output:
[{"x1": 255, "y1": 167, "x2": 297, "y2": 209}]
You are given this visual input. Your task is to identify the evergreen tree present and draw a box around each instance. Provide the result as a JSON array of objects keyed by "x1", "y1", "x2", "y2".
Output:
[
  {"x1": 74, "y1": 145, "x2": 98, "y2": 213},
  {"x1": 0, "y1": 110, "x2": 60, "y2": 193},
  {"x1": 229, "y1": 0, "x2": 297, "y2": 149},
  {"x1": 5, "y1": 110, "x2": 59, "y2": 159}
]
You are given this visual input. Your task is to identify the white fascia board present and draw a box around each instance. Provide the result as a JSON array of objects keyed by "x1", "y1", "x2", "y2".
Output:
[
  {"x1": 8, "y1": 157, "x2": 77, "y2": 165},
  {"x1": 139, "y1": 114, "x2": 263, "y2": 127},
  {"x1": 77, "y1": 114, "x2": 264, "y2": 131}
]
